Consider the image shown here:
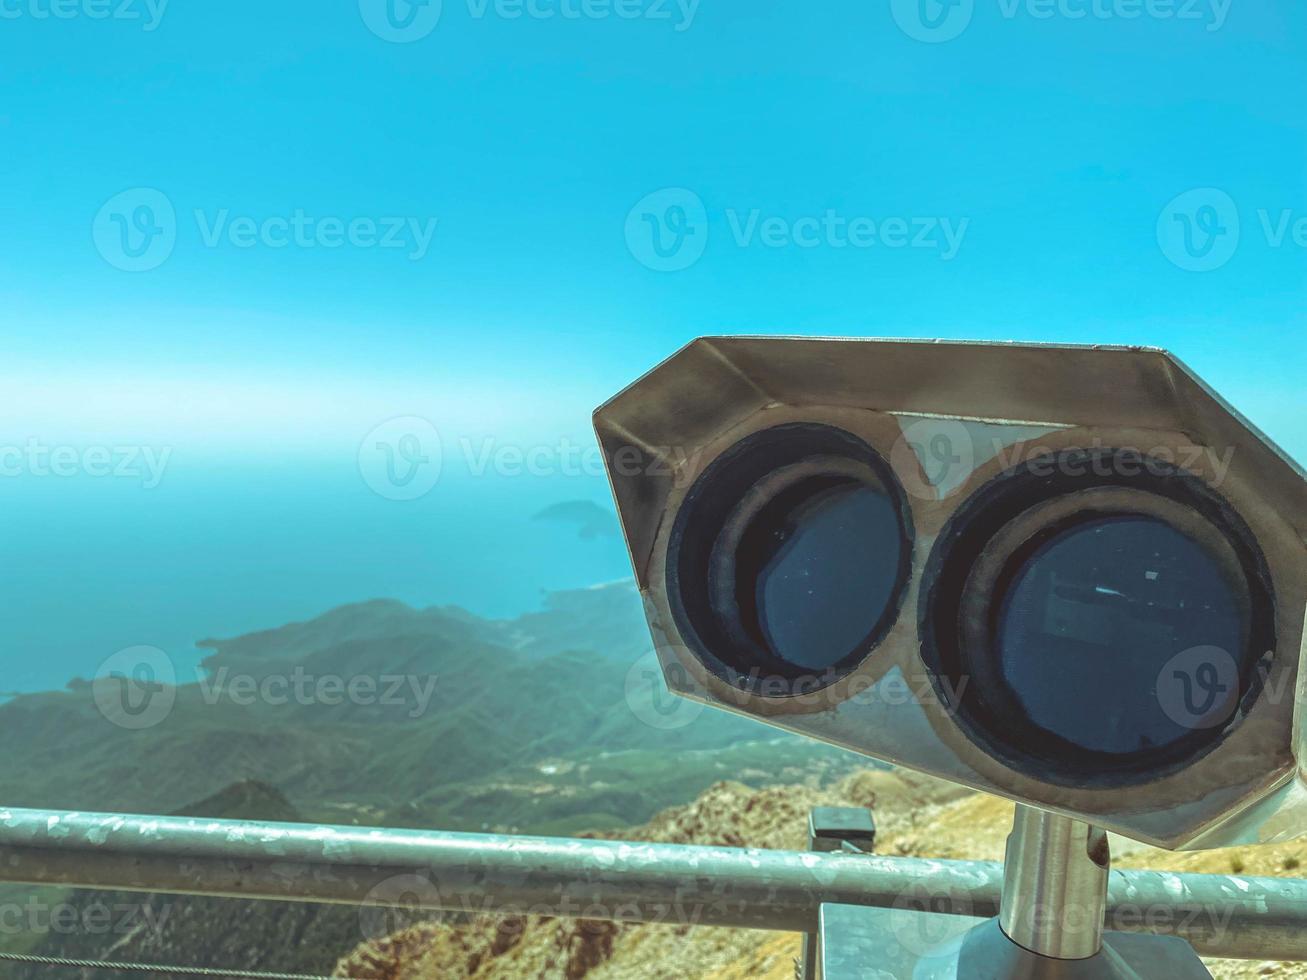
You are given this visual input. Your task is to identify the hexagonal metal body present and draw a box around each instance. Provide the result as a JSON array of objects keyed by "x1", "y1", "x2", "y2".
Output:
[{"x1": 594, "y1": 337, "x2": 1307, "y2": 850}]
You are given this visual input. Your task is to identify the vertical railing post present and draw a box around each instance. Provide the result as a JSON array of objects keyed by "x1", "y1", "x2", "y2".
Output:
[{"x1": 799, "y1": 806, "x2": 877, "y2": 980}]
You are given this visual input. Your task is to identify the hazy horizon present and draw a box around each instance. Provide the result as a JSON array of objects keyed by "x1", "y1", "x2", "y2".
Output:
[
  {"x1": 0, "y1": 452, "x2": 633, "y2": 694},
  {"x1": 3, "y1": 1, "x2": 1302, "y2": 694}
]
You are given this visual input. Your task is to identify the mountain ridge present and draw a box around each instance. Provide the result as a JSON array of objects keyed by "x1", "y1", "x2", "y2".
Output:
[{"x1": 0, "y1": 580, "x2": 821, "y2": 828}]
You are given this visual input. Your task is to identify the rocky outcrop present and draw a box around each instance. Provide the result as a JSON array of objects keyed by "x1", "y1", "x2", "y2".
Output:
[{"x1": 333, "y1": 771, "x2": 1307, "y2": 980}]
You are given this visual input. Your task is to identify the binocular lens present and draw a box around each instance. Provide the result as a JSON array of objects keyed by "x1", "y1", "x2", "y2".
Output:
[
  {"x1": 996, "y1": 515, "x2": 1245, "y2": 756},
  {"x1": 921, "y1": 448, "x2": 1273, "y2": 784},
  {"x1": 737, "y1": 478, "x2": 902, "y2": 672},
  {"x1": 669, "y1": 423, "x2": 914, "y2": 694}
]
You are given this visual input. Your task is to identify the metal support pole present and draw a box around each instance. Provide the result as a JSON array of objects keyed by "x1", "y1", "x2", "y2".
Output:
[
  {"x1": 0, "y1": 806, "x2": 1306, "y2": 961},
  {"x1": 800, "y1": 807, "x2": 878, "y2": 979},
  {"x1": 999, "y1": 805, "x2": 1110, "y2": 960}
]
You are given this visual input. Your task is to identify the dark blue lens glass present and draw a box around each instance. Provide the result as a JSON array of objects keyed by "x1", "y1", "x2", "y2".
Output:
[
  {"x1": 746, "y1": 481, "x2": 902, "y2": 671},
  {"x1": 996, "y1": 516, "x2": 1245, "y2": 756}
]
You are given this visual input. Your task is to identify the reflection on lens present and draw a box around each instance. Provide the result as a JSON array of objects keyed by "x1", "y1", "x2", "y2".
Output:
[
  {"x1": 996, "y1": 516, "x2": 1246, "y2": 756},
  {"x1": 736, "y1": 477, "x2": 902, "y2": 673}
]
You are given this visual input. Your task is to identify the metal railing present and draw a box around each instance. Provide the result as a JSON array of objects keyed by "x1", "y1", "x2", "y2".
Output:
[{"x1": 1, "y1": 805, "x2": 1306, "y2": 962}]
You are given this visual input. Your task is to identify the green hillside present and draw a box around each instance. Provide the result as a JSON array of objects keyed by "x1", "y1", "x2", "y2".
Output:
[
  {"x1": 0, "y1": 582, "x2": 869, "y2": 976},
  {"x1": 4, "y1": 782, "x2": 371, "y2": 979},
  {"x1": 0, "y1": 582, "x2": 858, "y2": 830}
]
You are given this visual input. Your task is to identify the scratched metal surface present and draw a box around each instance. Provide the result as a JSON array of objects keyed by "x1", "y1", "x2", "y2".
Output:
[
  {"x1": 594, "y1": 338, "x2": 1307, "y2": 851},
  {"x1": 820, "y1": 906, "x2": 1214, "y2": 979},
  {"x1": 0, "y1": 806, "x2": 1305, "y2": 960}
]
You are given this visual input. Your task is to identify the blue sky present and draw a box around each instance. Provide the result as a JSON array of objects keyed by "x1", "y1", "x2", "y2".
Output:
[
  {"x1": 1, "y1": 1, "x2": 1303, "y2": 449},
  {"x1": 0, "y1": 1, "x2": 1303, "y2": 688}
]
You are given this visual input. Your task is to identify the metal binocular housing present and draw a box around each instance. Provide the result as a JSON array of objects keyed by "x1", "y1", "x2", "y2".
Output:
[{"x1": 594, "y1": 337, "x2": 1307, "y2": 851}]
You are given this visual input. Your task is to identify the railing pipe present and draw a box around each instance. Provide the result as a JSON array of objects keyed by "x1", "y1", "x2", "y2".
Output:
[{"x1": 0, "y1": 807, "x2": 1304, "y2": 961}]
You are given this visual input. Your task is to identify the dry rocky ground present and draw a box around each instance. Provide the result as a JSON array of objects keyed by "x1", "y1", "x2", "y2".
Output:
[{"x1": 335, "y1": 769, "x2": 1307, "y2": 980}]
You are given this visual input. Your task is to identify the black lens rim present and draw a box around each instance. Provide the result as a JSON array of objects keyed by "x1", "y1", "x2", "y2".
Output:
[
  {"x1": 667, "y1": 422, "x2": 915, "y2": 697},
  {"x1": 920, "y1": 447, "x2": 1277, "y2": 788}
]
